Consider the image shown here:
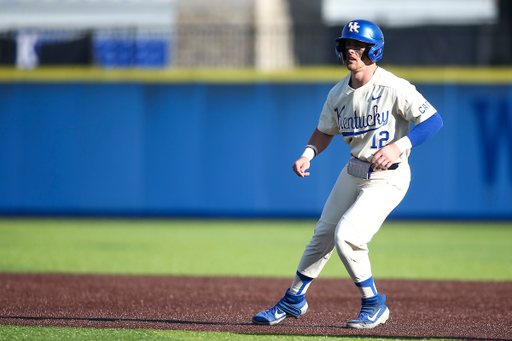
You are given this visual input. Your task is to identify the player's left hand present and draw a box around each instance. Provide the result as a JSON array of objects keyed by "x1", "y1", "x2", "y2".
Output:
[{"x1": 371, "y1": 143, "x2": 401, "y2": 170}]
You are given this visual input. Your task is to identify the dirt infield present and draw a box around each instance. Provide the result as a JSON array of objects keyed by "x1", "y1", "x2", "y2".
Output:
[{"x1": 1, "y1": 274, "x2": 511, "y2": 340}]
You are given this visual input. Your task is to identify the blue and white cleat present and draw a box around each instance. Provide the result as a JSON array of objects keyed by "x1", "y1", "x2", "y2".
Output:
[
  {"x1": 346, "y1": 294, "x2": 389, "y2": 329},
  {"x1": 252, "y1": 289, "x2": 308, "y2": 325}
]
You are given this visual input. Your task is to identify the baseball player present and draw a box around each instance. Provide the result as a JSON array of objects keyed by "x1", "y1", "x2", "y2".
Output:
[{"x1": 252, "y1": 19, "x2": 443, "y2": 329}]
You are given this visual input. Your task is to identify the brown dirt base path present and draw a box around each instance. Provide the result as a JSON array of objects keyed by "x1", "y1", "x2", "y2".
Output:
[{"x1": 0, "y1": 274, "x2": 511, "y2": 340}]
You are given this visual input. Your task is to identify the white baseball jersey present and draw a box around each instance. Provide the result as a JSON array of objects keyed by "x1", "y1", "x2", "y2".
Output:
[{"x1": 318, "y1": 66, "x2": 437, "y2": 163}]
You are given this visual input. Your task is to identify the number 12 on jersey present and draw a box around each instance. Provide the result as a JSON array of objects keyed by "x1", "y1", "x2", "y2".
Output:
[{"x1": 371, "y1": 130, "x2": 389, "y2": 149}]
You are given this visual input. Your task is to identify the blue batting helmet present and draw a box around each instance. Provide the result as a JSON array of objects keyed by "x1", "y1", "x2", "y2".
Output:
[{"x1": 335, "y1": 19, "x2": 384, "y2": 64}]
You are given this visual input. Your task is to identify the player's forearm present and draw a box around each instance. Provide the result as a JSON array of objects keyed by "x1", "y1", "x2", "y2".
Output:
[
  {"x1": 300, "y1": 128, "x2": 334, "y2": 161},
  {"x1": 408, "y1": 112, "x2": 443, "y2": 147},
  {"x1": 307, "y1": 128, "x2": 334, "y2": 154}
]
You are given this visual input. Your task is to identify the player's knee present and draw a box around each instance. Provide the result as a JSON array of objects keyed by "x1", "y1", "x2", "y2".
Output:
[
  {"x1": 306, "y1": 234, "x2": 336, "y2": 256},
  {"x1": 335, "y1": 234, "x2": 368, "y2": 257}
]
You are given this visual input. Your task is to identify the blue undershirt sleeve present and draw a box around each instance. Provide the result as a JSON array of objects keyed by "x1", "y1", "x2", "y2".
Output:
[{"x1": 407, "y1": 112, "x2": 443, "y2": 147}]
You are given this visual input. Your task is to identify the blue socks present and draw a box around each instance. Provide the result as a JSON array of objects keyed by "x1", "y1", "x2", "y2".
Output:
[
  {"x1": 355, "y1": 276, "x2": 378, "y2": 298},
  {"x1": 291, "y1": 272, "x2": 379, "y2": 299},
  {"x1": 290, "y1": 271, "x2": 314, "y2": 294}
]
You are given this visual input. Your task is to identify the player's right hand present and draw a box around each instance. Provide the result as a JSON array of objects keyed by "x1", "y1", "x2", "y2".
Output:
[{"x1": 293, "y1": 157, "x2": 311, "y2": 177}]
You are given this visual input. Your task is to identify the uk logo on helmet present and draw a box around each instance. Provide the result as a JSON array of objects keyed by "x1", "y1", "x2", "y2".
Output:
[{"x1": 348, "y1": 22, "x2": 360, "y2": 33}]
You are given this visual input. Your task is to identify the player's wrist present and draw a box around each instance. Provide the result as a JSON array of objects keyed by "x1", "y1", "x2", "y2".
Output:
[
  {"x1": 394, "y1": 137, "x2": 412, "y2": 154},
  {"x1": 301, "y1": 145, "x2": 318, "y2": 161}
]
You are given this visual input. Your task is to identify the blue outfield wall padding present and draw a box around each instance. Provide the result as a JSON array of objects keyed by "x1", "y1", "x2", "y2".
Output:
[{"x1": 0, "y1": 81, "x2": 511, "y2": 219}]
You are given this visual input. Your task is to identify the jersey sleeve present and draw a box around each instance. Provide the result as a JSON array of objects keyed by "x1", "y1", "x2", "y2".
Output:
[
  {"x1": 317, "y1": 86, "x2": 342, "y2": 136},
  {"x1": 395, "y1": 81, "x2": 437, "y2": 125}
]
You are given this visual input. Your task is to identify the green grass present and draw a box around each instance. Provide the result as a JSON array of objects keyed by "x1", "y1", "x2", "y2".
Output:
[
  {"x1": 371, "y1": 221, "x2": 512, "y2": 280},
  {"x1": 0, "y1": 325, "x2": 453, "y2": 341},
  {"x1": 1, "y1": 218, "x2": 511, "y2": 341},
  {"x1": 0, "y1": 218, "x2": 511, "y2": 280},
  {"x1": 0, "y1": 218, "x2": 316, "y2": 277}
]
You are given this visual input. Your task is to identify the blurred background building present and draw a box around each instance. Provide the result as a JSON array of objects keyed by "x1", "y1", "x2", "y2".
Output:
[{"x1": 0, "y1": 0, "x2": 510, "y2": 69}]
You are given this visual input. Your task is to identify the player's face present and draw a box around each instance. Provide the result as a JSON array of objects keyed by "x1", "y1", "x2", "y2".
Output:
[{"x1": 345, "y1": 39, "x2": 371, "y2": 71}]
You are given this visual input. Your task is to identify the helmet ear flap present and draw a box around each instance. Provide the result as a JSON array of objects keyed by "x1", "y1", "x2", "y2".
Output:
[
  {"x1": 335, "y1": 41, "x2": 346, "y2": 65},
  {"x1": 368, "y1": 44, "x2": 383, "y2": 63}
]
